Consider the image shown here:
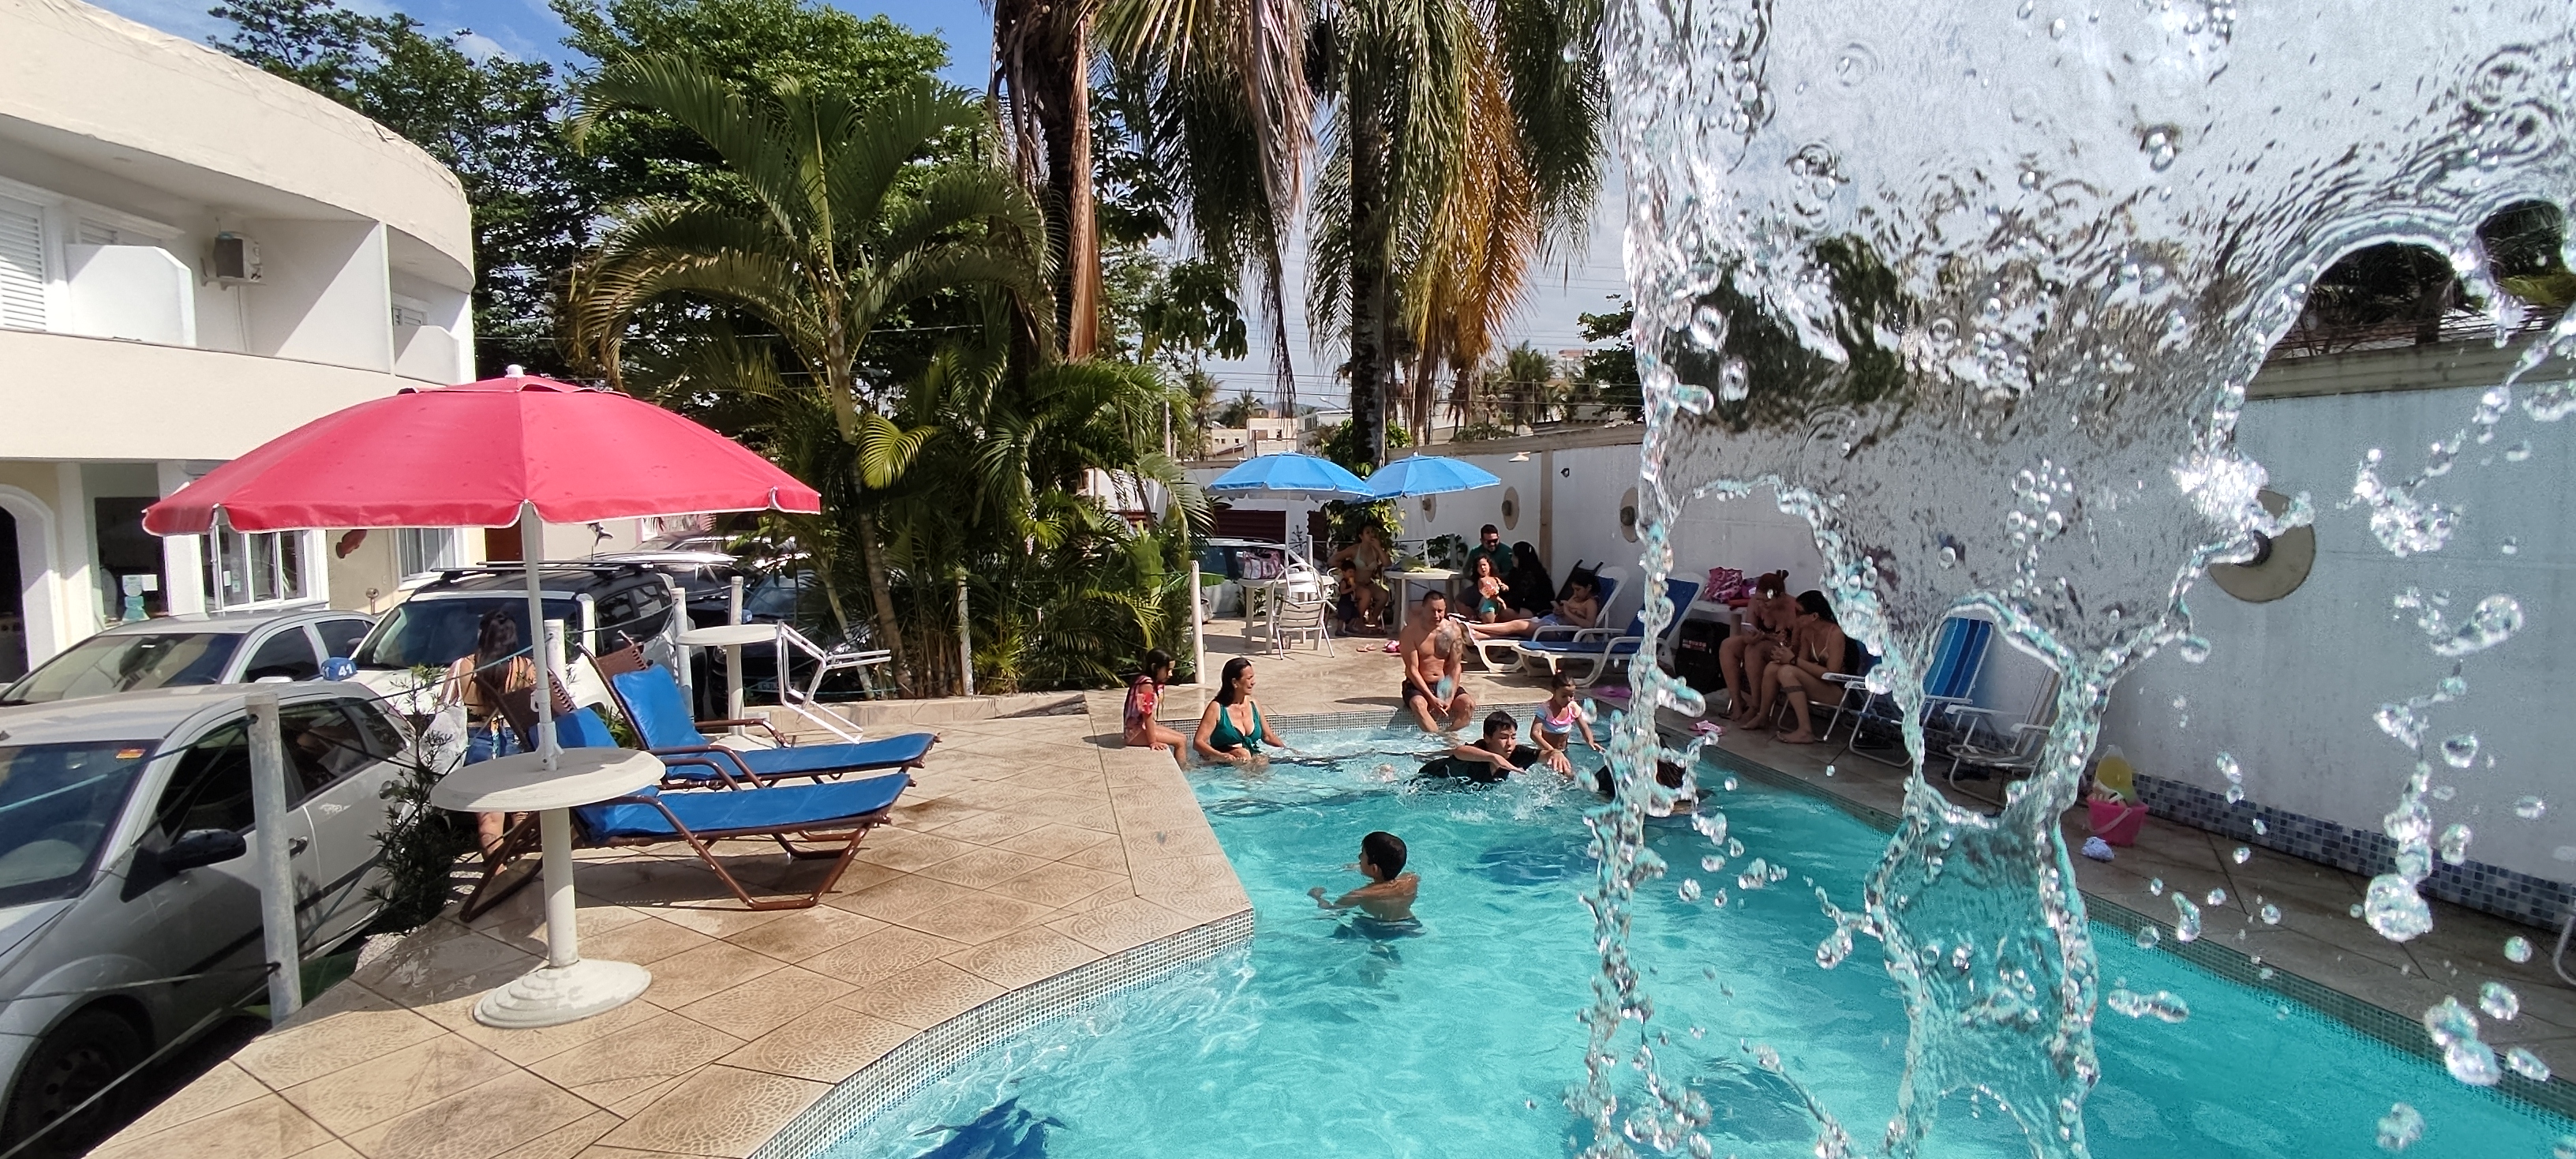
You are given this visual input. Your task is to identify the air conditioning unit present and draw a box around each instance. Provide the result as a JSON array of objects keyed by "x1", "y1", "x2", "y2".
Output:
[{"x1": 210, "y1": 232, "x2": 260, "y2": 283}]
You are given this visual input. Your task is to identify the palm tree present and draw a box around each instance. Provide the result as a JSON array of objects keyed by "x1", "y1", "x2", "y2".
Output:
[
  {"x1": 560, "y1": 54, "x2": 1048, "y2": 693},
  {"x1": 992, "y1": 0, "x2": 1105, "y2": 358},
  {"x1": 1304, "y1": 0, "x2": 1604, "y2": 462},
  {"x1": 1095, "y1": 0, "x2": 1316, "y2": 411}
]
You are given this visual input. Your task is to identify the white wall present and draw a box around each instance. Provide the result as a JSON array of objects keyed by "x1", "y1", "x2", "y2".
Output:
[
  {"x1": 241, "y1": 219, "x2": 391, "y2": 371},
  {"x1": 2103, "y1": 381, "x2": 2576, "y2": 883},
  {"x1": 62, "y1": 243, "x2": 189, "y2": 343}
]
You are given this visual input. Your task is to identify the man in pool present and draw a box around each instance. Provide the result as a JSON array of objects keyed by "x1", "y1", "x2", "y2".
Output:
[
  {"x1": 1309, "y1": 831, "x2": 1417, "y2": 921},
  {"x1": 1398, "y1": 590, "x2": 1476, "y2": 733}
]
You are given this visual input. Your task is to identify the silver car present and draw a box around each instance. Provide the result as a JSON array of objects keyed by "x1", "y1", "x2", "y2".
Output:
[
  {"x1": 0, "y1": 610, "x2": 377, "y2": 707},
  {"x1": 0, "y1": 685, "x2": 412, "y2": 1153}
]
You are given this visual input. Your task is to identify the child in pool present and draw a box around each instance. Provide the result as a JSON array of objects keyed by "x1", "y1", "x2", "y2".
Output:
[
  {"x1": 1309, "y1": 831, "x2": 1418, "y2": 921},
  {"x1": 1418, "y1": 711, "x2": 1537, "y2": 782},
  {"x1": 1529, "y1": 672, "x2": 1597, "y2": 775}
]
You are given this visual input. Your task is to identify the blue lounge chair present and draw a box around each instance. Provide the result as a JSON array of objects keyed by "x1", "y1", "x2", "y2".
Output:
[
  {"x1": 1511, "y1": 576, "x2": 1702, "y2": 686},
  {"x1": 602, "y1": 662, "x2": 937, "y2": 787},
  {"x1": 1473, "y1": 566, "x2": 1629, "y2": 673},
  {"x1": 459, "y1": 708, "x2": 912, "y2": 917},
  {"x1": 1825, "y1": 613, "x2": 1995, "y2": 767}
]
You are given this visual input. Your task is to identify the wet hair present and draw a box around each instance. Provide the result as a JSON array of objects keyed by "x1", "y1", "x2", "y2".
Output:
[
  {"x1": 1550, "y1": 670, "x2": 1576, "y2": 694},
  {"x1": 475, "y1": 608, "x2": 520, "y2": 664},
  {"x1": 1657, "y1": 760, "x2": 1689, "y2": 789},
  {"x1": 1216, "y1": 657, "x2": 1255, "y2": 705},
  {"x1": 1483, "y1": 710, "x2": 1517, "y2": 740},
  {"x1": 1795, "y1": 590, "x2": 1836, "y2": 623},
  {"x1": 1140, "y1": 648, "x2": 1174, "y2": 681},
  {"x1": 1362, "y1": 831, "x2": 1407, "y2": 879}
]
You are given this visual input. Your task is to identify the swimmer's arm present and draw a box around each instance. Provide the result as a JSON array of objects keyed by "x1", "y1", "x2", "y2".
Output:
[
  {"x1": 1192, "y1": 703, "x2": 1233, "y2": 762},
  {"x1": 1449, "y1": 742, "x2": 1519, "y2": 773}
]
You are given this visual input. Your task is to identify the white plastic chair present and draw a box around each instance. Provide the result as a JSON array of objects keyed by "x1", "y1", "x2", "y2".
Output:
[{"x1": 1272, "y1": 596, "x2": 1335, "y2": 655}]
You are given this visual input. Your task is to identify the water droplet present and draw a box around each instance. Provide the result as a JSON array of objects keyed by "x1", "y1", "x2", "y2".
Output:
[
  {"x1": 2232, "y1": 846, "x2": 2252, "y2": 865},
  {"x1": 2104, "y1": 987, "x2": 2189, "y2": 1022},
  {"x1": 2172, "y1": 895, "x2": 2203, "y2": 943},
  {"x1": 1710, "y1": 887, "x2": 1728, "y2": 908},
  {"x1": 1722, "y1": 777, "x2": 1739, "y2": 792},
  {"x1": 2500, "y1": 537, "x2": 2521, "y2": 556},
  {"x1": 2252, "y1": 817, "x2": 2268, "y2": 835},
  {"x1": 1824, "y1": 763, "x2": 1837, "y2": 777},
  {"x1": 2215, "y1": 752, "x2": 2242, "y2": 782},
  {"x1": 2047, "y1": 16, "x2": 2068, "y2": 38},
  {"x1": 2377, "y1": 1103, "x2": 2424, "y2": 1151},
  {"x1": 2555, "y1": 1135, "x2": 2576, "y2": 1159},
  {"x1": 2481, "y1": 981, "x2": 2520, "y2": 1021},
  {"x1": 2518, "y1": 797, "x2": 2548, "y2": 820},
  {"x1": 1692, "y1": 812, "x2": 1729, "y2": 844},
  {"x1": 2507, "y1": 936, "x2": 2534, "y2": 963},
  {"x1": 2508, "y1": 1047, "x2": 2552, "y2": 1082},
  {"x1": 2431, "y1": 784, "x2": 2457, "y2": 801},
  {"x1": 2225, "y1": 785, "x2": 2245, "y2": 805},
  {"x1": 1559, "y1": 43, "x2": 1579, "y2": 63},
  {"x1": 2424, "y1": 996, "x2": 2502, "y2": 1086},
  {"x1": 1702, "y1": 854, "x2": 1727, "y2": 872},
  {"x1": 2259, "y1": 965, "x2": 2277, "y2": 980},
  {"x1": 2134, "y1": 925, "x2": 2161, "y2": 950},
  {"x1": 1726, "y1": 838, "x2": 1744, "y2": 857},
  {"x1": 2440, "y1": 734, "x2": 2479, "y2": 767},
  {"x1": 2147, "y1": 878, "x2": 2164, "y2": 896},
  {"x1": 2141, "y1": 127, "x2": 2179, "y2": 171},
  {"x1": 2177, "y1": 636, "x2": 2212, "y2": 663},
  {"x1": 2205, "y1": 887, "x2": 2227, "y2": 906},
  {"x1": 1679, "y1": 878, "x2": 1703, "y2": 902},
  {"x1": 2430, "y1": 595, "x2": 2524, "y2": 658},
  {"x1": 2439, "y1": 823, "x2": 2473, "y2": 865},
  {"x1": 2260, "y1": 903, "x2": 2282, "y2": 925},
  {"x1": 2017, "y1": 169, "x2": 2039, "y2": 190},
  {"x1": 1717, "y1": 357, "x2": 1750, "y2": 401},
  {"x1": 2365, "y1": 875, "x2": 2434, "y2": 941},
  {"x1": 2505, "y1": 441, "x2": 2533, "y2": 462},
  {"x1": 1689, "y1": 304, "x2": 1727, "y2": 350}
]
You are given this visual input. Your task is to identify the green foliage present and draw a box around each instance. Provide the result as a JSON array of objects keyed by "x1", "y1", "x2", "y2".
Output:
[
  {"x1": 1450, "y1": 421, "x2": 1516, "y2": 441},
  {"x1": 210, "y1": 0, "x2": 593, "y2": 374},
  {"x1": 365, "y1": 754, "x2": 474, "y2": 932},
  {"x1": 1313, "y1": 418, "x2": 1410, "y2": 474},
  {"x1": 1425, "y1": 533, "x2": 1468, "y2": 569},
  {"x1": 1572, "y1": 301, "x2": 1642, "y2": 418}
]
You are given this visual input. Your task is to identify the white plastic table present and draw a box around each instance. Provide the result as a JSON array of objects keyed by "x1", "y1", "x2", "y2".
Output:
[
  {"x1": 430, "y1": 748, "x2": 662, "y2": 1027},
  {"x1": 1385, "y1": 569, "x2": 1460, "y2": 635},
  {"x1": 680, "y1": 622, "x2": 781, "y2": 724}
]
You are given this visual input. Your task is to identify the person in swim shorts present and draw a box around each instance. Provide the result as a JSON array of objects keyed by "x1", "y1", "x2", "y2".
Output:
[
  {"x1": 1399, "y1": 591, "x2": 1477, "y2": 733},
  {"x1": 1309, "y1": 830, "x2": 1418, "y2": 921}
]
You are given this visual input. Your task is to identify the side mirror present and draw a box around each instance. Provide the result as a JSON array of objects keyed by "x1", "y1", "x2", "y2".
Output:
[
  {"x1": 160, "y1": 829, "x2": 247, "y2": 872},
  {"x1": 322, "y1": 657, "x2": 356, "y2": 681}
]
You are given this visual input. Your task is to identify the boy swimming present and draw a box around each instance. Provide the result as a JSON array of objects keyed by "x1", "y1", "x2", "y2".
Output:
[
  {"x1": 1416, "y1": 711, "x2": 1541, "y2": 783},
  {"x1": 1309, "y1": 831, "x2": 1418, "y2": 921}
]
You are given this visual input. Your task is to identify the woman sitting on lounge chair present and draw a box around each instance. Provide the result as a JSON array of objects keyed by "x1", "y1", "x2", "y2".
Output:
[
  {"x1": 1470, "y1": 575, "x2": 1600, "y2": 640},
  {"x1": 1503, "y1": 542, "x2": 1554, "y2": 615},
  {"x1": 1750, "y1": 591, "x2": 1849, "y2": 745}
]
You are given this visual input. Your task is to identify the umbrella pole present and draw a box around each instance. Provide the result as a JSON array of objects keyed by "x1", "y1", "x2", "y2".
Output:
[
  {"x1": 522, "y1": 504, "x2": 559, "y2": 771},
  {"x1": 521, "y1": 504, "x2": 578, "y2": 973}
]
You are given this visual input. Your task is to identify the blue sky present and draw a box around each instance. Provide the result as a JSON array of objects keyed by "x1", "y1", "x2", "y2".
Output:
[{"x1": 99, "y1": 0, "x2": 1627, "y2": 411}]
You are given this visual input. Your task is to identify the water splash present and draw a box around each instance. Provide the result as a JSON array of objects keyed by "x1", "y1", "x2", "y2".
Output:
[
  {"x1": 2480, "y1": 981, "x2": 2521, "y2": 1021},
  {"x1": 2507, "y1": 936, "x2": 2536, "y2": 963},
  {"x1": 1595, "y1": 2, "x2": 2576, "y2": 1154},
  {"x1": 2102, "y1": 988, "x2": 2189, "y2": 1023},
  {"x1": 2424, "y1": 996, "x2": 2503, "y2": 1086},
  {"x1": 2509, "y1": 1048, "x2": 2553, "y2": 1082},
  {"x1": 2378, "y1": 1104, "x2": 2425, "y2": 1152}
]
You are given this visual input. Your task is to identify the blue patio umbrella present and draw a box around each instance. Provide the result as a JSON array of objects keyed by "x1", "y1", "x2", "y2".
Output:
[
  {"x1": 1207, "y1": 452, "x2": 1375, "y2": 500},
  {"x1": 1365, "y1": 454, "x2": 1502, "y2": 498}
]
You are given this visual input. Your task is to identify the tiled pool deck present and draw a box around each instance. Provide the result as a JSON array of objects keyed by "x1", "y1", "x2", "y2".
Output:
[{"x1": 98, "y1": 623, "x2": 2573, "y2": 1157}]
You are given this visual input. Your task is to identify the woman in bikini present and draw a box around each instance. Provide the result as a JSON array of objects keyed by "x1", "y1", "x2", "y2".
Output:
[
  {"x1": 1195, "y1": 657, "x2": 1287, "y2": 766},
  {"x1": 1752, "y1": 591, "x2": 1849, "y2": 744},
  {"x1": 1723, "y1": 571, "x2": 1798, "y2": 722}
]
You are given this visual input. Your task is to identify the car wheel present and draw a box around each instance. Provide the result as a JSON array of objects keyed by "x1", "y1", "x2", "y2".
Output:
[{"x1": 2, "y1": 1008, "x2": 145, "y2": 1157}]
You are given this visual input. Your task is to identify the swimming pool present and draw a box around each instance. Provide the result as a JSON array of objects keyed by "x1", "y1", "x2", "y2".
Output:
[{"x1": 820, "y1": 726, "x2": 2573, "y2": 1159}]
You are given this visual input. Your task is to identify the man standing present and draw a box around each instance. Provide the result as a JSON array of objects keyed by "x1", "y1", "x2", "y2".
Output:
[
  {"x1": 1399, "y1": 591, "x2": 1477, "y2": 733},
  {"x1": 1464, "y1": 523, "x2": 1511, "y2": 580}
]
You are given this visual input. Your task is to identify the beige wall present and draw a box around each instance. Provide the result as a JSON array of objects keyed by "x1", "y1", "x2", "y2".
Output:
[
  {"x1": 0, "y1": 0, "x2": 471, "y2": 277},
  {"x1": 0, "y1": 328, "x2": 411, "y2": 461}
]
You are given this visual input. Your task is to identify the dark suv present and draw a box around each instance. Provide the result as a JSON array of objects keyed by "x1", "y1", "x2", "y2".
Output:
[{"x1": 345, "y1": 565, "x2": 684, "y2": 709}]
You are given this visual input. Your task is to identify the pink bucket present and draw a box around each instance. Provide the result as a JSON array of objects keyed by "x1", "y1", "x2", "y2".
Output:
[{"x1": 2088, "y1": 801, "x2": 2149, "y2": 846}]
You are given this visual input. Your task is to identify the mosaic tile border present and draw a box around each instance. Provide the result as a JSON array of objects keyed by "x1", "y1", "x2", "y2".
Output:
[
  {"x1": 2133, "y1": 773, "x2": 2575, "y2": 932},
  {"x1": 754, "y1": 909, "x2": 1255, "y2": 1159},
  {"x1": 1669, "y1": 727, "x2": 2576, "y2": 1122},
  {"x1": 1168, "y1": 702, "x2": 1552, "y2": 735}
]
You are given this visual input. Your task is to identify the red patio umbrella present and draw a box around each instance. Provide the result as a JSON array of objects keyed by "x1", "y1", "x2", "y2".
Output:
[{"x1": 144, "y1": 368, "x2": 822, "y2": 1028}]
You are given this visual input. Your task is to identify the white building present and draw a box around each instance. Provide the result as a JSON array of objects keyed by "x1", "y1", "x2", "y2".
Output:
[
  {"x1": 0, "y1": 0, "x2": 481, "y2": 679},
  {"x1": 1198, "y1": 415, "x2": 1309, "y2": 459}
]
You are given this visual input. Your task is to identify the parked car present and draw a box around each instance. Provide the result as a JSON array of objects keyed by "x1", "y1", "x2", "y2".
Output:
[
  {"x1": 590, "y1": 550, "x2": 812, "y2": 629},
  {"x1": 0, "y1": 685, "x2": 418, "y2": 1153},
  {"x1": 1196, "y1": 538, "x2": 1319, "y2": 617},
  {"x1": 0, "y1": 610, "x2": 376, "y2": 707},
  {"x1": 343, "y1": 564, "x2": 685, "y2": 712}
]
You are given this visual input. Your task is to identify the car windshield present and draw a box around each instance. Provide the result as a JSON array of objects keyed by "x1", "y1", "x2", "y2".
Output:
[
  {"x1": 353, "y1": 598, "x2": 579, "y2": 670},
  {"x1": 0, "y1": 741, "x2": 153, "y2": 906},
  {"x1": 0, "y1": 633, "x2": 242, "y2": 705}
]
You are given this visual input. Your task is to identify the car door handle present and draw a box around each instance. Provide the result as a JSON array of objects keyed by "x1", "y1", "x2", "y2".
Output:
[{"x1": 288, "y1": 836, "x2": 309, "y2": 856}]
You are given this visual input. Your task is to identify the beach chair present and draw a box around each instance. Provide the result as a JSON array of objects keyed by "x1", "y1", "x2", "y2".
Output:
[
  {"x1": 456, "y1": 721, "x2": 911, "y2": 917},
  {"x1": 1512, "y1": 577, "x2": 1702, "y2": 686},
  {"x1": 602, "y1": 661, "x2": 938, "y2": 788},
  {"x1": 1825, "y1": 613, "x2": 1995, "y2": 767},
  {"x1": 1473, "y1": 566, "x2": 1628, "y2": 673}
]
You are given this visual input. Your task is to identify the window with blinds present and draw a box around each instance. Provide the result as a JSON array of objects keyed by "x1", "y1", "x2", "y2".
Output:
[{"x1": 0, "y1": 197, "x2": 45, "y2": 332}]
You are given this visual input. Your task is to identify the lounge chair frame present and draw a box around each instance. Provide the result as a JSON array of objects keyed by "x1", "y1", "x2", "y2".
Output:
[{"x1": 459, "y1": 790, "x2": 897, "y2": 919}]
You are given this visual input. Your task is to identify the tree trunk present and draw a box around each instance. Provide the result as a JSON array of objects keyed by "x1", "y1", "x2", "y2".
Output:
[
  {"x1": 852, "y1": 507, "x2": 915, "y2": 697},
  {"x1": 1347, "y1": 96, "x2": 1391, "y2": 468},
  {"x1": 1017, "y1": 4, "x2": 1101, "y2": 359}
]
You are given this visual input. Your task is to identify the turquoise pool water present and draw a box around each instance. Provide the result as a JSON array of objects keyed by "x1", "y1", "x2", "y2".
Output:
[{"x1": 822, "y1": 727, "x2": 2572, "y2": 1158}]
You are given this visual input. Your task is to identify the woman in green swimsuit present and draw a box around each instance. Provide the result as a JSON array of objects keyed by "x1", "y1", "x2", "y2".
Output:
[{"x1": 1195, "y1": 657, "x2": 1286, "y2": 765}]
